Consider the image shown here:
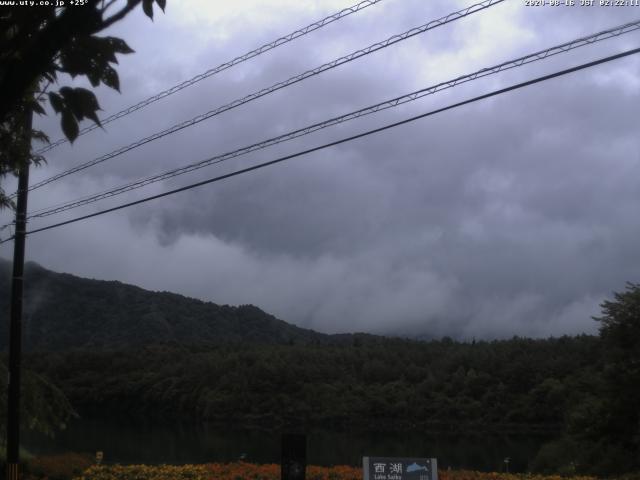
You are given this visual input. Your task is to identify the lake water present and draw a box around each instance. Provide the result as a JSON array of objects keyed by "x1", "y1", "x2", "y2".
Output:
[{"x1": 24, "y1": 419, "x2": 552, "y2": 472}]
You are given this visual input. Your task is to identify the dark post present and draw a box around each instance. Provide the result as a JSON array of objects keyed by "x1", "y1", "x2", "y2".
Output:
[
  {"x1": 5, "y1": 109, "x2": 32, "y2": 480},
  {"x1": 281, "y1": 433, "x2": 306, "y2": 480}
]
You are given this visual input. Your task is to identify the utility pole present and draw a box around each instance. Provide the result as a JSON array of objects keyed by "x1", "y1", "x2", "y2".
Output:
[{"x1": 5, "y1": 107, "x2": 32, "y2": 480}]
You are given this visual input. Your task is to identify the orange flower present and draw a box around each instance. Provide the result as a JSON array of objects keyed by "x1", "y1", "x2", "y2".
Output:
[{"x1": 67, "y1": 462, "x2": 602, "y2": 480}]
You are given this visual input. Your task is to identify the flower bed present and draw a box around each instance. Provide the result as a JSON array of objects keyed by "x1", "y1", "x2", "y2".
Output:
[{"x1": 70, "y1": 463, "x2": 600, "y2": 480}]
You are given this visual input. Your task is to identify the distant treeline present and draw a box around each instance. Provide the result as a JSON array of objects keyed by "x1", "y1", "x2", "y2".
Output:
[
  {"x1": 25, "y1": 336, "x2": 598, "y2": 431},
  {"x1": 23, "y1": 328, "x2": 640, "y2": 475}
]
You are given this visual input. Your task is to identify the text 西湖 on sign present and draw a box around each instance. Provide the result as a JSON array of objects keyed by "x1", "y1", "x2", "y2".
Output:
[{"x1": 363, "y1": 457, "x2": 437, "y2": 480}]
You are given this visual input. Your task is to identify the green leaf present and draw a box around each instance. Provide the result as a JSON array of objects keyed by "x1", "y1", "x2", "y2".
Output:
[
  {"x1": 59, "y1": 87, "x2": 102, "y2": 126},
  {"x1": 59, "y1": 35, "x2": 128, "y2": 84},
  {"x1": 105, "y1": 36, "x2": 135, "y2": 55},
  {"x1": 61, "y1": 109, "x2": 79, "y2": 143},
  {"x1": 142, "y1": 0, "x2": 154, "y2": 19},
  {"x1": 30, "y1": 153, "x2": 47, "y2": 166},
  {"x1": 155, "y1": 0, "x2": 166, "y2": 11},
  {"x1": 75, "y1": 88, "x2": 102, "y2": 126},
  {"x1": 101, "y1": 65, "x2": 120, "y2": 92},
  {"x1": 77, "y1": 88, "x2": 101, "y2": 110},
  {"x1": 58, "y1": 45, "x2": 93, "y2": 78},
  {"x1": 86, "y1": 69, "x2": 101, "y2": 87},
  {"x1": 31, "y1": 99, "x2": 46, "y2": 116},
  {"x1": 31, "y1": 129, "x2": 50, "y2": 145},
  {"x1": 84, "y1": 108, "x2": 102, "y2": 127},
  {"x1": 59, "y1": 87, "x2": 84, "y2": 120},
  {"x1": 48, "y1": 92, "x2": 64, "y2": 113},
  {"x1": 97, "y1": 40, "x2": 118, "y2": 64}
]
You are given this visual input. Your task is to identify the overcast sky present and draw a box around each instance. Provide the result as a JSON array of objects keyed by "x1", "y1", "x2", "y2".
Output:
[{"x1": 2, "y1": 0, "x2": 639, "y2": 338}]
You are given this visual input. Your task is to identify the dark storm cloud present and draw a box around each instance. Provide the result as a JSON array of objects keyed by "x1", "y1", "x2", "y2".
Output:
[{"x1": 5, "y1": 0, "x2": 639, "y2": 338}]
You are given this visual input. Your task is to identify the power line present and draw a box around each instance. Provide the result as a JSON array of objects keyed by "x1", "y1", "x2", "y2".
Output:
[
  {"x1": 23, "y1": 0, "x2": 504, "y2": 195},
  {"x1": 25, "y1": 18, "x2": 640, "y2": 220},
  {"x1": 5, "y1": 46, "x2": 637, "y2": 243},
  {"x1": 34, "y1": 0, "x2": 387, "y2": 155}
]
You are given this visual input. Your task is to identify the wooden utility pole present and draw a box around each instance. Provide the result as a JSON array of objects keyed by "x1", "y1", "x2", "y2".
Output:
[{"x1": 5, "y1": 108, "x2": 32, "y2": 480}]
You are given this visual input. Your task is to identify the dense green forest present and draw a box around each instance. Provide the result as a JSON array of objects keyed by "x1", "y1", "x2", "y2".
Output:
[
  {"x1": 19, "y1": 333, "x2": 638, "y2": 474},
  {"x1": 0, "y1": 260, "x2": 332, "y2": 350},
  {"x1": 24, "y1": 337, "x2": 599, "y2": 431},
  {"x1": 1, "y1": 260, "x2": 639, "y2": 475}
]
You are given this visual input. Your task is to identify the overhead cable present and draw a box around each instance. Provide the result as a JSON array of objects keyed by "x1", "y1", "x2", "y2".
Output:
[
  {"x1": 4, "y1": 46, "x2": 636, "y2": 243},
  {"x1": 26, "y1": 19, "x2": 640, "y2": 220},
  {"x1": 35, "y1": 0, "x2": 388, "y2": 155},
  {"x1": 23, "y1": 0, "x2": 505, "y2": 194}
]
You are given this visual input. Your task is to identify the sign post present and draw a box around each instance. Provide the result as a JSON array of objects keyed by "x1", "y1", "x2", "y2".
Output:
[
  {"x1": 363, "y1": 457, "x2": 437, "y2": 480},
  {"x1": 281, "y1": 433, "x2": 306, "y2": 480}
]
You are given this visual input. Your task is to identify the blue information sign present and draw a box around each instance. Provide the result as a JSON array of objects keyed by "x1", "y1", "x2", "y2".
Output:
[{"x1": 363, "y1": 457, "x2": 437, "y2": 480}]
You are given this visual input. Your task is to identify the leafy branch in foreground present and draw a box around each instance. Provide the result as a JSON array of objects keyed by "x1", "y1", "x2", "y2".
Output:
[
  {"x1": 0, "y1": 361, "x2": 77, "y2": 438},
  {"x1": 0, "y1": 0, "x2": 167, "y2": 209}
]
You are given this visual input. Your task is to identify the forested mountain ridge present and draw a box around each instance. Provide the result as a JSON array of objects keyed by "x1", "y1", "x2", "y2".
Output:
[
  {"x1": 0, "y1": 258, "x2": 331, "y2": 350},
  {"x1": 0, "y1": 258, "x2": 604, "y2": 434},
  {"x1": 2, "y1": 259, "x2": 639, "y2": 474}
]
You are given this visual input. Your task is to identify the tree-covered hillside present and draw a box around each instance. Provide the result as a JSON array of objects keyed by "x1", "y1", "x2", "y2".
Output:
[
  {"x1": 1, "y1": 260, "x2": 638, "y2": 474},
  {"x1": 0, "y1": 259, "x2": 329, "y2": 350}
]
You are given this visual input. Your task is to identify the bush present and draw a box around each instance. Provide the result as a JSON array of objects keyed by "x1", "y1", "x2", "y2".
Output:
[
  {"x1": 27, "y1": 452, "x2": 94, "y2": 480},
  {"x1": 531, "y1": 438, "x2": 582, "y2": 475},
  {"x1": 75, "y1": 464, "x2": 210, "y2": 480},
  {"x1": 68, "y1": 463, "x2": 605, "y2": 480}
]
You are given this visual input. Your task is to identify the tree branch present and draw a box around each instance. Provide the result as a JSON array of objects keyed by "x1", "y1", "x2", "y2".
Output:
[
  {"x1": 101, "y1": 0, "x2": 142, "y2": 29},
  {"x1": 35, "y1": 79, "x2": 52, "y2": 102},
  {"x1": 100, "y1": 0, "x2": 120, "y2": 14},
  {"x1": 0, "y1": 1, "x2": 123, "y2": 122}
]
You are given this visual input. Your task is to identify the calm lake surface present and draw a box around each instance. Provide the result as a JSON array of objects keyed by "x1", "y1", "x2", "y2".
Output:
[{"x1": 24, "y1": 419, "x2": 551, "y2": 472}]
